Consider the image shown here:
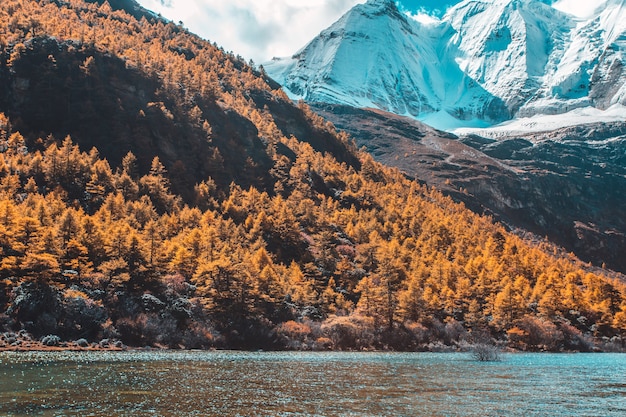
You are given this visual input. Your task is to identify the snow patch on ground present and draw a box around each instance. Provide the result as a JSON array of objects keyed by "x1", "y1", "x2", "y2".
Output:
[
  {"x1": 418, "y1": 111, "x2": 491, "y2": 131},
  {"x1": 453, "y1": 104, "x2": 626, "y2": 137}
]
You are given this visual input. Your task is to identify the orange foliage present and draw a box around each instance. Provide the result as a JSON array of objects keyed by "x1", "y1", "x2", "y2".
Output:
[{"x1": 0, "y1": 0, "x2": 624, "y2": 350}]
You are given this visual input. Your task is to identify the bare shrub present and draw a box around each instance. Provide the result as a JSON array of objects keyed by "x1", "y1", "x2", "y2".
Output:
[
  {"x1": 321, "y1": 314, "x2": 375, "y2": 350},
  {"x1": 115, "y1": 314, "x2": 150, "y2": 346},
  {"x1": 444, "y1": 318, "x2": 467, "y2": 344},
  {"x1": 404, "y1": 321, "x2": 430, "y2": 345},
  {"x1": 468, "y1": 329, "x2": 500, "y2": 360},
  {"x1": 162, "y1": 273, "x2": 195, "y2": 296},
  {"x1": 313, "y1": 337, "x2": 333, "y2": 350},
  {"x1": 600, "y1": 336, "x2": 625, "y2": 352},
  {"x1": 471, "y1": 343, "x2": 500, "y2": 361},
  {"x1": 508, "y1": 317, "x2": 564, "y2": 351},
  {"x1": 276, "y1": 320, "x2": 312, "y2": 349},
  {"x1": 181, "y1": 322, "x2": 221, "y2": 349},
  {"x1": 141, "y1": 293, "x2": 166, "y2": 312},
  {"x1": 559, "y1": 321, "x2": 593, "y2": 352},
  {"x1": 75, "y1": 338, "x2": 89, "y2": 347}
]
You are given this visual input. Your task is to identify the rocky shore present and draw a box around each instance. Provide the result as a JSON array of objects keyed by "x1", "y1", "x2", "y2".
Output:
[{"x1": 0, "y1": 331, "x2": 126, "y2": 352}]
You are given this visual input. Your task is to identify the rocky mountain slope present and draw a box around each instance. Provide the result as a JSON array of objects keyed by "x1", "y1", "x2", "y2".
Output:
[{"x1": 313, "y1": 104, "x2": 626, "y2": 273}]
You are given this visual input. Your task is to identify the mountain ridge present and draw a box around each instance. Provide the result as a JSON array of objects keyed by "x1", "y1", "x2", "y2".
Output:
[{"x1": 265, "y1": 0, "x2": 626, "y2": 130}]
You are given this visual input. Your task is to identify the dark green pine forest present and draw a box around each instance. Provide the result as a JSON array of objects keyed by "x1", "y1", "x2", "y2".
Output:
[{"x1": 0, "y1": 0, "x2": 625, "y2": 351}]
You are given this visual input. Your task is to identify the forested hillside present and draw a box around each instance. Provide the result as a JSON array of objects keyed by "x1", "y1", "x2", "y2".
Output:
[{"x1": 0, "y1": 0, "x2": 625, "y2": 351}]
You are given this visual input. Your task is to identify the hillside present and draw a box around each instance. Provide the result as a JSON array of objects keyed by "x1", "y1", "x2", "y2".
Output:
[
  {"x1": 312, "y1": 104, "x2": 626, "y2": 274},
  {"x1": 0, "y1": 0, "x2": 625, "y2": 351}
]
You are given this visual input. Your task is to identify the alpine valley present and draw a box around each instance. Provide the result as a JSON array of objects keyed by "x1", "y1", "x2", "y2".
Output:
[
  {"x1": 0, "y1": 0, "x2": 625, "y2": 353},
  {"x1": 265, "y1": 0, "x2": 626, "y2": 273}
]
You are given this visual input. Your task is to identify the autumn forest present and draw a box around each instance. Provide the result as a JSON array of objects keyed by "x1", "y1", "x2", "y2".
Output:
[{"x1": 0, "y1": 0, "x2": 625, "y2": 351}]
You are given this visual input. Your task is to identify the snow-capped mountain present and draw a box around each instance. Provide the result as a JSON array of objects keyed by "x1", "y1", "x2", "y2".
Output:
[
  {"x1": 264, "y1": 0, "x2": 454, "y2": 118},
  {"x1": 568, "y1": 0, "x2": 626, "y2": 109},
  {"x1": 445, "y1": 0, "x2": 572, "y2": 115},
  {"x1": 264, "y1": 0, "x2": 626, "y2": 130}
]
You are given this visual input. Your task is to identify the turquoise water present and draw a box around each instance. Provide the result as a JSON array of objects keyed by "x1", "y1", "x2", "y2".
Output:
[{"x1": 0, "y1": 351, "x2": 624, "y2": 416}]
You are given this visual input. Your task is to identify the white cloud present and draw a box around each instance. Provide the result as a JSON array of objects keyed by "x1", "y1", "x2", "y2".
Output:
[
  {"x1": 136, "y1": 0, "x2": 363, "y2": 63},
  {"x1": 406, "y1": 11, "x2": 441, "y2": 25},
  {"x1": 552, "y1": 0, "x2": 608, "y2": 18}
]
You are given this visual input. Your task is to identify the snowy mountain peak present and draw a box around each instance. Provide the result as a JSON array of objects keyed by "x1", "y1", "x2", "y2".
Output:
[
  {"x1": 264, "y1": 0, "x2": 449, "y2": 117},
  {"x1": 361, "y1": 0, "x2": 399, "y2": 12},
  {"x1": 265, "y1": 0, "x2": 626, "y2": 131},
  {"x1": 340, "y1": 0, "x2": 411, "y2": 32}
]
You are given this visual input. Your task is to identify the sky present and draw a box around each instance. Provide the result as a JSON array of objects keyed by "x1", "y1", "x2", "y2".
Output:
[{"x1": 135, "y1": 0, "x2": 606, "y2": 63}]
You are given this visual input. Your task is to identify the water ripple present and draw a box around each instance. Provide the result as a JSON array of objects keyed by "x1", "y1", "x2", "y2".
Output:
[{"x1": 0, "y1": 351, "x2": 624, "y2": 416}]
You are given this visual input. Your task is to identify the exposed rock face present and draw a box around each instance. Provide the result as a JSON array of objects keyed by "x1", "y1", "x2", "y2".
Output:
[{"x1": 313, "y1": 103, "x2": 626, "y2": 273}]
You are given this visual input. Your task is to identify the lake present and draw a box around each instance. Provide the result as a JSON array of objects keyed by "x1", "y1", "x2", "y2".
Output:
[{"x1": 0, "y1": 351, "x2": 624, "y2": 416}]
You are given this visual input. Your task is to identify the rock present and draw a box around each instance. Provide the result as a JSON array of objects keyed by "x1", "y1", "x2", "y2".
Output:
[
  {"x1": 141, "y1": 293, "x2": 166, "y2": 312},
  {"x1": 41, "y1": 335, "x2": 61, "y2": 346},
  {"x1": 75, "y1": 338, "x2": 89, "y2": 347},
  {"x1": 18, "y1": 330, "x2": 32, "y2": 340}
]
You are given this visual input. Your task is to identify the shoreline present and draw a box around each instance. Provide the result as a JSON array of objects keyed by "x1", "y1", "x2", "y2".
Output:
[
  {"x1": 0, "y1": 341, "x2": 128, "y2": 352},
  {"x1": 0, "y1": 331, "x2": 127, "y2": 352},
  {"x1": 2, "y1": 331, "x2": 622, "y2": 354}
]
